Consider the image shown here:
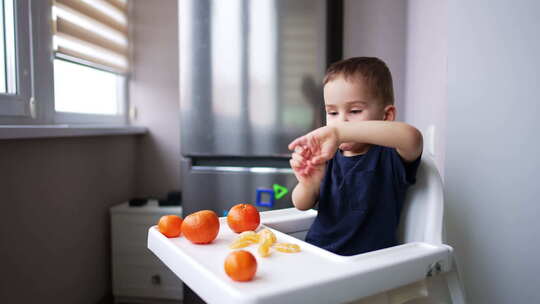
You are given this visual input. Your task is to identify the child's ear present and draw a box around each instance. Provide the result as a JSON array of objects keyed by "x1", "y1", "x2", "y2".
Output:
[{"x1": 383, "y1": 105, "x2": 396, "y2": 121}]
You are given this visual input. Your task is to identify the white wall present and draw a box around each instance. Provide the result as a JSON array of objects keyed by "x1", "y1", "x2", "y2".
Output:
[
  {"x1": 344, "y1": 0, "x2": 448, "y2": 174},
  {"x1": 343, "y1": 0, "x2": 407, "y2": 120},
  {"x1": 404, "y1": 0, "x2": 448, "y2": 175},
  {"x1": 130, "y1": 0, "x2": 181, "y2": 198},
  {"x1": 445, "y1": 0, "x2": 540, "y2": 302},
  {"x1": 347, "y1": 1, "x2": 540, "y2": 302}
]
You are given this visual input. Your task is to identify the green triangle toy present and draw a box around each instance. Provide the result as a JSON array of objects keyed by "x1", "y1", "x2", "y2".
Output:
[{"x1": 273, "y1": 184, "x2": 289, "y2": 200}]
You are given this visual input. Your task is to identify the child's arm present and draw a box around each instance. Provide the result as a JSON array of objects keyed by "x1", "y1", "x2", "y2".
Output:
[
  {"x1": 291, "y1": 181, "x2": 320, "y2": 211},
  {"x1": 289, "y1": 147, "x2": 325, "y2": 210},
  {"x1": 337, "y1": 121, "x2": 423, "y2": 161},
  {"x1": 289, "y1": 121, "x2": 423, "y2": 165}
]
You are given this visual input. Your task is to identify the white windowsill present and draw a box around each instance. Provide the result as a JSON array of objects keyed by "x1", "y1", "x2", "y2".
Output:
[{"x1": 0, "y1": 124, "x2": 147, "y2": 140}]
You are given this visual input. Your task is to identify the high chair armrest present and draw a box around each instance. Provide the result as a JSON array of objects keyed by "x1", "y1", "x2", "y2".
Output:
[{"x1": 259, "y1": 207, "x2": 317, "y2": 233}]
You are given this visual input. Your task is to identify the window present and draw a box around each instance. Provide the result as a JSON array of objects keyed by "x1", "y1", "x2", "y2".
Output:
[
  {"x1": 0, "y1": 0, "x2": 130, "y2": 125},
  {"x1": 0, "y1": 0, "x2": 32, "y2": 118},
  {"x1": 52, "y1": 0, "x2": 129, "y2": 124},
  {"x1": 0, "y1": 0, "x2": 17, "y2": 94},
  {"x1": 54, "y1": 59, "x2": 123, "y2": 115}
]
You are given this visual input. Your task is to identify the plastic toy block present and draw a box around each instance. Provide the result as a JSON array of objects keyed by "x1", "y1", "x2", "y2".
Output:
[
  {"x1": 273, "y1": 184, "x2": 289, "y2": 200},
  {"x1": 256, "y1": 188, "x2": 275, "y2": 207}
]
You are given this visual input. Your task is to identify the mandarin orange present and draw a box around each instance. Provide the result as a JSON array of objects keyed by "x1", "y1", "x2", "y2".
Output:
[
  {"x1": 224, "y1": 250, "x2": 257, "y2": 282},
  {"x1": 227, "y1": 203, "x2": 260, "y2": 233},
  {"x1": 157, "y1": 215, "x2": 183, "y2": 238},
  {"x1": 182, "y1": 210, "x2": 220, "y2": 244}
]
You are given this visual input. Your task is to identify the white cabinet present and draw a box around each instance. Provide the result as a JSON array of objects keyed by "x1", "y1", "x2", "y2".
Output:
[{"x1": 110, "y1": 201, "x2": 183, "y2": 303}]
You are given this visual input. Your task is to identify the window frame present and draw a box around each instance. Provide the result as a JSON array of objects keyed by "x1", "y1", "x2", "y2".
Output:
[
  {"x1": 0, "y1": 0, "x2": 130, "y2": 126},
  {"x1": 0, "y1": 0, "x2": 33, "y2": 118}
]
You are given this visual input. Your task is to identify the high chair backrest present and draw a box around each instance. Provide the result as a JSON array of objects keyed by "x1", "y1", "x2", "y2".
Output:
[{"x1": 397, "y1": 156, "x2": 444, "y2": 245}]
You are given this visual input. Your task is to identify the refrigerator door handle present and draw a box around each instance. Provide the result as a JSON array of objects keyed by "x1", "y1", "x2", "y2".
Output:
[{"x1": 192, "y1": 166, "x2": 293, "y2": 174}]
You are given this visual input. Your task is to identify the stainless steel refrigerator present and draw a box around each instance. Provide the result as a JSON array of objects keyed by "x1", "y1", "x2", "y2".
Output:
[
  {"x1": 179, "y1": 0, "x2": 342, "y2": 218},
  {"x1": 179, "y1": 1, "x2": 341, "y2": 302}
]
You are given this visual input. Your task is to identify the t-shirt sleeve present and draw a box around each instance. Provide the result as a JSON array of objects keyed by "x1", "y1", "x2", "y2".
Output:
[{"x1": 388, "y1": 148, "x2": 422, "y2": 186}]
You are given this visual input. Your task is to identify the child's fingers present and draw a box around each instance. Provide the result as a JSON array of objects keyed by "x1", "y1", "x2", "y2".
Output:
[
  {"x1": 309, "y1": 143, "x2": 336, "y2": 165},
  {"x1": 289, "y1": 158, "x2": 305, "y2": 170},
  {"x1": 302, "y1": 163, "x2": 316, "y2": 176},
  {"x1": 289, "y1": 158, "x2": 298, "y2": 169},
  {"x1": 291, "y1": 152, "x2": 305, "y2": 162},
  {"x1": 305, "y1": 165, "x2": 318, "y2": 176},
  {"x1": 293, "y1": 160, "x2": 308, "y2": 175},
  {"x1": 288, "y1": 140, "x2": 298, "y2": 151},
  {"x1": 288, "y1": 136, "x2": 307, "y2": 151},
  {"x1": 301, "y1": 146, "x2": 312, "y2": 159},
  {"x1": 294, "y1": 146, "x2": 314, "y2": 161}
]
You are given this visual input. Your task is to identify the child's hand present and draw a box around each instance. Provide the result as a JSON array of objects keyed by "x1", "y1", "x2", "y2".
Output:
[
  {"x1": 288, "y1": 126, "x2": 339, "y2": 166},
  {"x1": 289, "y1": 146, "x2": 325, "y2": 187}
]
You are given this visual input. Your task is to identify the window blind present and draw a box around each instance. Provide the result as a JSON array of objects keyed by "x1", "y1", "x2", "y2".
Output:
[{"x1": 52, "y1": 0, "x2": 129, "y2": 73}]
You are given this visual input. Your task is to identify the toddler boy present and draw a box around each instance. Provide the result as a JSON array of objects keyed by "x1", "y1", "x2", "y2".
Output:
[{"x1": 289, "y1": 57, "x2": 423, "y2": 256}]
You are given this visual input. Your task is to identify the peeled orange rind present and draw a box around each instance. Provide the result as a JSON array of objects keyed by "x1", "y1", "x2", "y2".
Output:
[
  {"x1": 228, "y1": 227, "x2": 301, "y2": 257},
  {"x1": 258, "y1": 237, "x2": 273, "y2": 257},
  {"x1": 274, "y1": 242, "x2": 301, "y2": 253},
  {"x1": 238, "y1": 231, "x2": 260, "y2": 243},
  {"x1": 229, "y1": 240, "x2": 252, "y2": 249},
  {"x1": 229, "y1": 230, "x2": 260, "y2": 249},
  {"x1": 257, "y1": 228, "x2": 276, "y2": 245}
]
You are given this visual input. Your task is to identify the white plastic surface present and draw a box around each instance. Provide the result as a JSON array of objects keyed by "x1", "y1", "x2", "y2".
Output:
[
  {"x1": 397, "y1": 156, "x2": 444, "y2": 245},
  {"x1": 147, "y1": 157, "x2": 464, "y2": 303},
  {"x1": 147, "y1": 211, "x2": 452, "y2": 304}
]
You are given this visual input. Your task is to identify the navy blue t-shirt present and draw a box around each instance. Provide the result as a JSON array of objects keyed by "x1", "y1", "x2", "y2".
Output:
[{"x1": 305, "y1": 145, "x2": 421, "y2": 256}]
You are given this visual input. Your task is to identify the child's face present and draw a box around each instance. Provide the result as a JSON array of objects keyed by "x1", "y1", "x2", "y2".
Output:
[{"x1": 323, "y1": 75, "x2": 394, "y2": 153}]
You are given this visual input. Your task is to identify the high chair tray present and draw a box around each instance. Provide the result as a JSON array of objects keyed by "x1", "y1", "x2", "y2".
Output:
[{"x1": 147, "y1": 208, "x2": 453, "y2": 304}]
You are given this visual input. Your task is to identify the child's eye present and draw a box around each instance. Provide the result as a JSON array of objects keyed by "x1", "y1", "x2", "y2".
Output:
[
  {"x1": 350, "y1": 110, "x2": 363, "y2": 114},
  {"x1": 327, "y1": 112, "x2": 338, "y2": 116}
]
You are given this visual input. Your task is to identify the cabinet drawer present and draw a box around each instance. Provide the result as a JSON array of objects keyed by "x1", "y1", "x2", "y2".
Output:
[
  {"x1": 110, "y1": 203, "x2": 183, "y2": 301},
  {"x1": 112, "y1": 214, "x2": 162, "y2": 241},
  {"x1": 113, "y1": 263, "x2": 183, "y2": 300},
  {"x1": 112, "y1": 238, "x2": 154, "y2": 256}
]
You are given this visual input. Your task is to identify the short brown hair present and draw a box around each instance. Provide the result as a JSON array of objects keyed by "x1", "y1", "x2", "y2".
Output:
[{"x1": 323, "y1": 57, "x2": 394, "y2": 105}]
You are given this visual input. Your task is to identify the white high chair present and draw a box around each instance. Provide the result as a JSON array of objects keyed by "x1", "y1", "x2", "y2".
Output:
[
  {"x1": 261, "y1": 156, "x2": 466, "y2": 304},
  {"x1": 357, "y1": 155, "x2": 467, "y2": 303},
  {"x1": 147, "y1": 156, "x2": 467, "y2": 304}
]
